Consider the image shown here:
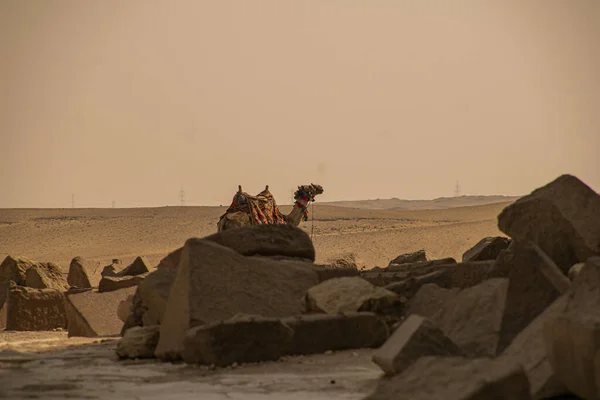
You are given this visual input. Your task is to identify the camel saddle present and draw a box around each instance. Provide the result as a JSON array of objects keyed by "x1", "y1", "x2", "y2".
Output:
[{"x1": 223, "y1": 186, "x2": 287, "y2": 225}]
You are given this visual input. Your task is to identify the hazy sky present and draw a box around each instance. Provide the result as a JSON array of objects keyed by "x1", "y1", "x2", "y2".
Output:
[{"x1": 1, "y1": 0, "x2": 599, "y2": 208}]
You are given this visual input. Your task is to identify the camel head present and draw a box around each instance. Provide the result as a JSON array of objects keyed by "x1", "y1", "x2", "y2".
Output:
[{"x1": 294, "y1": 183, "x2": 324, "y2": 203}]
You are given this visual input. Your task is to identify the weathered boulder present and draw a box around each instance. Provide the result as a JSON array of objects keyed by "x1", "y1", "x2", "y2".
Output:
[
  {"x1": 325, "y1": 252, "x2": 365, "y2": 270},
  {"x1": 568, "y1": 262, "x2": 584, "y2": 281},
  {"x1": 282, "y1": 312, "x2": 388, "y2": 355},
  {"x1": 366, "y1": 356, "x2": 532, "y2": 400},
  {"x1": 203, "y1": 223, "x2": 316, "y2": 261},
  {"x1": 386, "y1": 257, "x2": 456, "y2": 272},
  {"x1": 5, "y1": 283, "x2": 67, "y2": 331},
  {"x1": 117, "y1": 294, "x2": 134, "y2": 322},
  {"x1": 155, "y1": 248, "x2": 182, "y2": 270},
  {"x1": 154, "y1": 239, "x2": 318, "y2": 360},
  {"x1": 115, "y1": 256, "x2": 149, "y2": 278},
  {"x1": 494, "y1": 243, "x2": 562, "y2": 353},
  {"x1": 25, "y1": 262, "x2": 68, "y2": 291},
  {"x1": 101, "y1": 264, "x2": 119, "y2": 277},
  {"x1": 116, "y1": 325, "x2": 160, "y2": 359},
  {"x1": 433, "y1": 278, "x2": 509, "y2": 357},
  {"x1": 405, "y1": 283, "x2": 460, "y2": 320},
  {"x1": 182, "y1": 315, "x2": 294, "y2": 366},
  {"x1": 388, "y1": 250, "x2": 427, "y2": 266},
  {"x1": 462, "y1": 236, "x2": 511, "y2": 262},
  {"x1": 499, "y1": 258, "x2": 600, "y2": 398},
  {"x1": 498, "y1": 174, "x2": 600, "y2": 273},
  {"x1": 543, "y1": 311, "x2": 600, "y2": 400},
  {"x1": 98, "y1": 273, "x2": 148, "y2": 293},
  {"x1": 121, "y1": 267, "x2": 177, "y2": 335},
  {"x1": 67, "y1": 257, "x2": 101, "y2": 288},
  {"x1": 65, "y1": 286, "x2": 137, "y2": 337},
  {"x1": 0, "y1": 256, "x2": 39, "y2": 285},
  {"x1": 372, "y1": 315, "x2": 464, "y2": 376},
  {"x1": 303, "y1": 277, "x2": 398, "y2": 314}
]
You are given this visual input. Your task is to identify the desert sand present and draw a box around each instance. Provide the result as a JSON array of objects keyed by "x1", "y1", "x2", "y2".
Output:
[{"x1": 0, "y1": 200, "x2": 511, "y2": 272}]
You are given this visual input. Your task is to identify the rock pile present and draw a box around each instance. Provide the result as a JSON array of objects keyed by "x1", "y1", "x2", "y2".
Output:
[
  {"x1": 362, "y1": 174, "x2": 600, "y2": 400},
  {"x1": 0, "y1": 254, "x2": 150, "y2": 334}
]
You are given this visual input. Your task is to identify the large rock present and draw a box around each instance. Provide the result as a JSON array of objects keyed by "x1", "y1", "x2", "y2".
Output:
[
  {"x1": 0, "y1": 256, "x2": 39, "y2": 285},
  {"x1": 116, "y1": 325, "x2": 160, "y2": 359},
  {"x1": 372, "y1": 315, "x2": 464, "y2": 376},
  {"x1": 388, "y1": 250, "x2": 427, "y2": 266},
  {"x1": 121, "y1": 268, "x2": 177, "y2": 335},
  {"x1": 65, "y1": 286, "x2": 137, "y2": 337},
  {"x1": 499, "y1": 258, "x2": 600, "y2": 398},
  {"x1": 154, "y1": 239, "x2": 319, "y2": 360},
  {"x1": 386, "y1": 257, "x2": 456, "y2": 272},
  {"x1": 498, "y1": 174, "x2": 600, "y2": 273},
  {"x1": 462, "y1": 236, "x2": 511, "y2": 262},
  {"x1": 325, "y1": 252, "x2": 365, "y2": 270},
  {"x1": 25, "y1": 262, "x2": 68, "y2": 291},
  {"x1": 115, "y1": 256, "x2": 149, "y2": 278},
  {"x1": 495, "y1": 243, "x2": 562, "y2": 353},
  {"x1": 282, "y1": 312, "x2": 389, "y2": 355},
  {"x1": 117, "y1": 294, "x2": 134, "y2": 322},
  {"x1": 5, "y1": 283, "x2": 67, "y2": 331},
  {"x1": 433, "y1": 278, "x2": 509, "y2": 357},
  {"x1": 182, "y1": 315, "x2": 294, "y2": 366},
  {"x1": 405, "y1": 283, "x2": 460, "y2": 320},
  {"x1": 543, "y1": 311, "x2": 600, "y2": 400},
  {"x1": 67, "y1": 257, "x2": 101, "y2": 288},
  {"x1": 366, "y1": 356, "x2": 532, "y2": 400},
  {"x1": 203, "y1": 223, "x2": 316, "y2": 261},
  {"x1": 303, "y1": 277, "x2": 398, "y2": 314},
  {"x1": 98, "y1": 273, "x2": 148, "y2": 293},
  {"x1": 155, "y1": 248, "x2": 182, "y2": 270},
  {"x1": 312, "y1": 266, "x2": 360, "y2": 282}
]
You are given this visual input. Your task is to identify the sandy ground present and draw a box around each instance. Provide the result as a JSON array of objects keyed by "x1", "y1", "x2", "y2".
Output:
[
  {"x1": 0, "y1": 332, "x2": 382, "y2": 400},
  {"x1": 0, "y1": 202, "x2": 510, "y2": 271}
]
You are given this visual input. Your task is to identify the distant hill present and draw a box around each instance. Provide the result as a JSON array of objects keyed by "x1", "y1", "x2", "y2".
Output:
[{"x1": 319, "y1": 195, "x2": 521, "y2": 211}]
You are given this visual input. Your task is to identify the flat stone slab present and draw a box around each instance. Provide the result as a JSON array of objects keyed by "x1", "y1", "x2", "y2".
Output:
[
  {"x1": 65, "y1": 287, "x2": 137, "y2": 337},
  {"x1": 6, "y1": 284, "x2": 67, "y2": 331},
  {"x1": 372, "y1": 315, "x2": 464, "y2": 376}
]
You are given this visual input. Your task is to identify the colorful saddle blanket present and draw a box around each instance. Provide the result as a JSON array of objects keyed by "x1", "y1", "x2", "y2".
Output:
[{"x1": 225, "y1": 188, "x2": 286, "y2": 225}]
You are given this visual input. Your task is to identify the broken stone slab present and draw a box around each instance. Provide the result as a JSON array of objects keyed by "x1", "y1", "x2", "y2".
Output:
[
  {"x1": 101, "y1": 264, "x2": 119, "y2": 277},
  {"x1": 494, "y1": 242, "x2": 563, "y2": 353},
  {"x1": 155, "y1": 248, "x2": 182, "y2": 270},
  {"x1": 386, "y1": 257, "x2": 457, "y2": 272},
  {"x1": 203, "y1": 223, "x2": 316, "y2": 261},
  {"x1": 498, "y1": 174, "x2": 600, "y2": 273},
  {"x1": 543, "y1": 311, "x2": 600, "y2": 400},
  {"x1": 325, "y1": 252, "x2": 365, "y2": 270},
  {"x1": 388, "y1": 250, "x2": 427, "y2": 266},
  {"x1": 116, "y1": 325, "x2": 160, "y2": 359},
  {"x1": 312, "y1": 266, "x2": 360, "y2": 282},
  {"x1": 405, "y1": 283, "x2": 460, "y2": 320},
  {"x1": 5, "y1": 283, "x2": 67, "y2": 331},
  {"x1": 67, "y1": 257, "x2": 102, "y2": 288},
  {"x1": 433, "y1": 278, "x2": 509, "y2": 358},
  {"x1": 25, "y1": 262, "x2": 68, "y2": 291},
  {"x1": 182, "y1": 315, "x2": 294, "y2": 366},
  {"x1": 498, "y1": 258, "x2": 600, "y2": 399},
  {"x1": 0, "y1": 256, "x2": 41, "y2": 286},
  {"x1": 115, "y1": 256, "x2": 149, "y2": 278},
  {"x1": 303, "y1": 277, "x2": 398, "y2": 314},
  {"x1": 65, "y1": 286, "x2": 137, "y2": 337},
  {"x1": 462, "y1": 236, "x2": 511, "y2": 262},
  {"x1": 154, "y1": 239, "x2": 319, "y2": 360},
  {"x1": 98, "y1": 272, "x2": 148, "y2": 293},
  {"x1": 121, "y1": 267, "x2": 177, "y2": 335},
  {"x1": 365, "y1": 356, "x2": 532, "y2": 400},
  {"x1": 281, "y1": 312, "x2": 388, "y2": 356},
  {"x1": 372, "y1": 314, "x2": 464, "y2": 376},
  {"x1": 117, "y1": 294, "x2": 134, "y2": 322}
]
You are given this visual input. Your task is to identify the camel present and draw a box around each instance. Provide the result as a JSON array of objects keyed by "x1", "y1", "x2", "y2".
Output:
[{"x1": 217, "y1": 183, "x2": 324, "y2": 232}]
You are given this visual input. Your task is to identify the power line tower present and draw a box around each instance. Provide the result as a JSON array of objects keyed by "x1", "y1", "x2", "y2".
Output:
[
  {"x1": 289, "y1": 189, "x2": 295, "y2": 205},
  {"x1": 112, "y1": 200, "x2": 115, "y2": 209},
  {"x1": 454, "y1": 181, "x2": 461, "y2": 197},
  {"x1": 179, "y1": 186, "x2": 186, "y2": 206},
  {"x1": 72, "y1": 194, "x2": 75, "y2": 208}
]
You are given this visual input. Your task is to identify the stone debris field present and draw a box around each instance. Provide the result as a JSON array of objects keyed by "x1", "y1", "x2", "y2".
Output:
[{"x1": 1, "y1": 173, "x2": 600, "y2": 399}]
